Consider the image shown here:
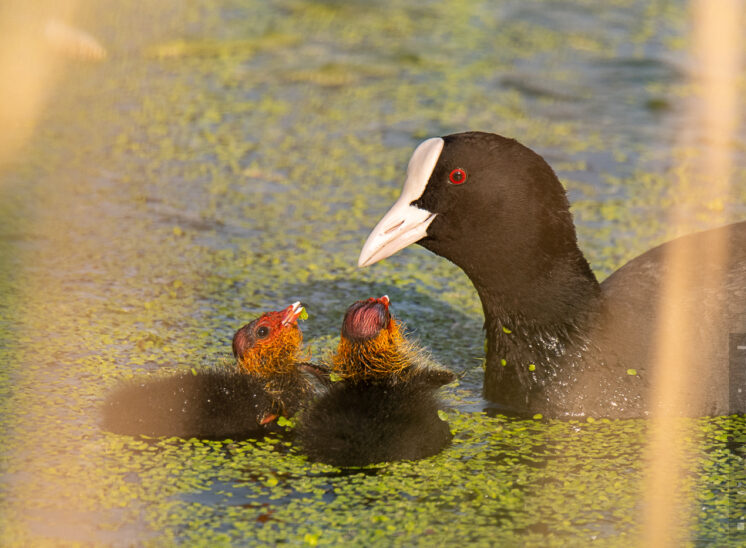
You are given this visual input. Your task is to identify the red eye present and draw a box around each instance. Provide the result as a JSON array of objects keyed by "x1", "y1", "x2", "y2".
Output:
[{"x1": 449, "y1": 168, "x2": 467, "y2": 185}]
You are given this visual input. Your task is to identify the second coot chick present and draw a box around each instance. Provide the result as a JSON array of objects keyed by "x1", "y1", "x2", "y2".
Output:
[
  {"x1": 102, "y1": 303, "x2": 328, "y2": 439},
  {"x1": 297, "y1": 296, "x2": 455, "y2": 466}
]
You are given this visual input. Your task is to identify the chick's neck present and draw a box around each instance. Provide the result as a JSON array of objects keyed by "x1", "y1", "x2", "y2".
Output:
[{"x1": 332, "y1": 319, "x2": 412, "y2": 382}]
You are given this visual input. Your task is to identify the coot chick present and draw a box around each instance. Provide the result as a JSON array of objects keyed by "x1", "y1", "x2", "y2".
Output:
[
  {"x1": 297, "y1": 296, "x2": 455, "y2": 466},
  {"x1": 359, "y1": 131, "x2": 746, "y2": 418},
  {"x1": 102, "y1": 302, "x2": 328, "y2": 438}
]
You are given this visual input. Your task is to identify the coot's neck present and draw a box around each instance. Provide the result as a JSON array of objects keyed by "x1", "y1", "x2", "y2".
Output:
[{"x1": 471, "y1": 248, "x2": 603, "y2": 409}]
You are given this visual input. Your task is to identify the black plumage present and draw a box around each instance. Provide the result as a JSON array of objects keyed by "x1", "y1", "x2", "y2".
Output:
[
  {"x1": 298, "y1": 371, "x2": 452, "y2": 467},
  {"x1": 102, "y1": 366, "x2": 324, "y2": 439}
]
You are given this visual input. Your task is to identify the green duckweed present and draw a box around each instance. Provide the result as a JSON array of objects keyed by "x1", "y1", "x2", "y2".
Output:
[{"x1": 0, "y1": 0, "x2": 743, "y2": 546}]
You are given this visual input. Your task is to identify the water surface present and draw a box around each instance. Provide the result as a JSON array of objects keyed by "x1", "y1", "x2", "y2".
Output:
[{"x1": 0, "y1": 0, "x2": 744, "y2": 545}]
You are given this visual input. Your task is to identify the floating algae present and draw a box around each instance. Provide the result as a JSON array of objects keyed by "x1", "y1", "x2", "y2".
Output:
[{"x1": 0, "y1": 0, "x2": 744, "y2": 545}]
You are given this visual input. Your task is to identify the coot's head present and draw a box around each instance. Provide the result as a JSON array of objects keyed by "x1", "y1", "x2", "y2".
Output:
[
  {"x1": 232, "y1": 302, "x2": 306, "y2": 375},
  {"x1": 335, "y1": 296, "x2": 411, "y2": 380},
  {"x1": 358, "y1": 132, "x2": 586, "y2": 306}
]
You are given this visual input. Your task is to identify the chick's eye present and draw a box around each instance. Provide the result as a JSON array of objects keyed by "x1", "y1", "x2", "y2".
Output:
[
  {"x1": 256, "y1": 326, "x2": 270, "y2": 339},
  {"x1": 449, "y1": 168, "x2": 467, "y2": 185}
]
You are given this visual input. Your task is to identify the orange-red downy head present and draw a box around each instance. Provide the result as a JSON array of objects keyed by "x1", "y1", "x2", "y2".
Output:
[{"x1": 232, "y1": 302, "x2": 305, "y2": 375}]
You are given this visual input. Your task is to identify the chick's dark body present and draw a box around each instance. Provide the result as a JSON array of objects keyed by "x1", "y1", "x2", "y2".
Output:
[
  {"x1": 298, "y1": 371, "x2": 452, "y2": 467},
  {"x1": 102, "y1": 366, "x2": 326, "y2": 439}
]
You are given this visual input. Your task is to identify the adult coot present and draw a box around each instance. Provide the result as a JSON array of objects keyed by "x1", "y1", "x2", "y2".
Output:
[
  {"x1": 103, "y1": 303, "x2": 329, "y2": 438},
  {"x1": 297, "y1": 296, "x2": 455, "y2": 466},
  {"x1": 358, "y1": 131, "x2": 746, "y2": 418}
]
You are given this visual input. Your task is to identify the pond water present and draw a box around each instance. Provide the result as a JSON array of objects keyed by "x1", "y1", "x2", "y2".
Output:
[{"x1": 0, "y1": 0, "x2": 744, "y2": 545}]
